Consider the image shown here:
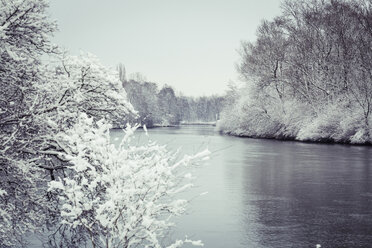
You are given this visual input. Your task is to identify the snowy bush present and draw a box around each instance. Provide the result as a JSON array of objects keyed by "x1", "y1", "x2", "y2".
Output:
[
  {"x1": 297, "y1": 100, "x2": 372, "y2": 144},
  {"x1": 218, "y1": 81, "x2": 372, "y2": 144},
  {"x1": 275, "y1": 99, "x2": 313, "y2": 139},
  {"x1": 219, "y1": 85, "x2": 287, "y2": 138},
  {"x1": 219, "y1": 84, "x2": 372, "y2": 144},
  {"x1": 48, "y1": 114, "x2": 209, "y2": 248}
]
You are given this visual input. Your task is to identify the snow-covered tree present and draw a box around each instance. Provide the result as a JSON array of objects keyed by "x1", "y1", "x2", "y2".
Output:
[
  {"x1": 123, "y1": 80, "x2": 161, "y2": 127},
  {"x1": 0, "y1": 1, "x2": 209, "y2": 247},
  {"x1": 0, "y1": 0, "x2": 57, "y2": 245},
  {"x1": 44, "y1": 52, "x2": 136, "y2": 126},
  {"x1": 0, "y1": 50, "x2": 137, "y2": 247},
  {"x1": 220, "y1": 0, "x2": 372, "y2": 144}
]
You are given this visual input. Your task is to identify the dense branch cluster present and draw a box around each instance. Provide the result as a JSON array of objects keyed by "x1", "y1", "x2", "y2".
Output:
[{"x1": 219, "y1": 0, "x2": 372, "y2": 144}]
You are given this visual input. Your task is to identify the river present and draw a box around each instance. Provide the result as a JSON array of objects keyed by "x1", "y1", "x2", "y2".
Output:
[{"x1": 110, "y1": 125, "x2": 372, "y2": 248}]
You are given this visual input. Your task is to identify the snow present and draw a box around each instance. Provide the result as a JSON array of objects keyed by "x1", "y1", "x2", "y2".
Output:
[
  {"x1": 0, "y1": 189, "x2": 7, "y2": 196},
  {"x1": 47, "y1": 114, "x2": 208, "y2": 247},
  {"x1": 218, "y1": 84, "x2": 372, "y2": 144}
]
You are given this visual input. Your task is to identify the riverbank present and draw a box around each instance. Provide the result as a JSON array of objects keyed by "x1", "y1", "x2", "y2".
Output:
[
  {"x1": 220, "y1": 130, "x2": 372, "y2": 146},
  {"x1": 180, "y1": 121, "x2": 216, "y2": 126},
  {"x1": 216, "y1": 117, "x2": 372, "y2": 146},
  {"x1": 112, "y1": 122, "x2": 216, "y2": 130},
  {"x1": 218, "y1": 127, "x2": 372, "y2": 146}
]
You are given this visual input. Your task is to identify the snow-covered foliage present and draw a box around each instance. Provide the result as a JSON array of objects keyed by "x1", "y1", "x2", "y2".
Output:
[
  {"x1": 219, "y1": 84, "x2": 308, "y2": 138},
  {"x1": 0, "y1": 47, "x2": 137, "y2": 245},
  {"x1": 218, "y1": 83, "x2": 372, "y2": 144},
  {"x1": 296, "y1": 100, "x2": 369, "y2": 143},
  {"x1": 1, "y1": 0, "x2": 208, "y2": 247},
  {"x1": 48, "y1": 114, "x2": 209, "y2": 247},
  {"x1": 0, "y1": 0, "x2": 57, "y2": 245},
  {"x1": 219, "y1": 0, "x2": 372, "y2": 144},
  {"x1": 54, "y1": 53, "x2": 136, "y2": 124}
]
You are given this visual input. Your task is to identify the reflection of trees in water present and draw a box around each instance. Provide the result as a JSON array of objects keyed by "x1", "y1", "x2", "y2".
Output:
[{"x1": 238, "y1": 141, "x2": 372, "y2": 247}]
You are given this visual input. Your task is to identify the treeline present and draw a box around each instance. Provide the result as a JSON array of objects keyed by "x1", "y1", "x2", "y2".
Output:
[
  {"x1": 118, "y1": 68, "x2": 225, "y2": 127},
  {"x1": 218, "y1": 0, "x2": 372, "y2": 144}
]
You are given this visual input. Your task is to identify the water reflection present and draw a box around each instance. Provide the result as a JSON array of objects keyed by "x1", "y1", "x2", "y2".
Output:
[{"x1": 239, "y1": 139, "x2": 372, "y2": 247}]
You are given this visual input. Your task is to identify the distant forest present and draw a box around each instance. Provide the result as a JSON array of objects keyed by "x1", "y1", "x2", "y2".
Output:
[{"x1": 117, "y1": 64, "x2": 225, "y2": 127}]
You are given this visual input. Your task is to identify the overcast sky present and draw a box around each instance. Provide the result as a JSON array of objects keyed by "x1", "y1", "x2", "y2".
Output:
[{"x1": 48, "y1": 0, "x2": 281, "y2": 96}]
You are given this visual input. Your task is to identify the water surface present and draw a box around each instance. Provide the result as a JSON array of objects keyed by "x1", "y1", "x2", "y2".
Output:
[{"x1": 111, "y1": 125, "x2": 372, "y2": 248}]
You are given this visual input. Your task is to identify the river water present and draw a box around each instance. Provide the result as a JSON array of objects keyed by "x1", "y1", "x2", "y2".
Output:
[{"x1": 111, "y1": 125, "x2": 372, "y2": 248}]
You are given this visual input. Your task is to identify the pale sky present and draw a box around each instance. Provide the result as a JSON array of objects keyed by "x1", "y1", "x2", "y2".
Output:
[{"x1": 48, "y1": 0, "x2": 281, "y2": 96}]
